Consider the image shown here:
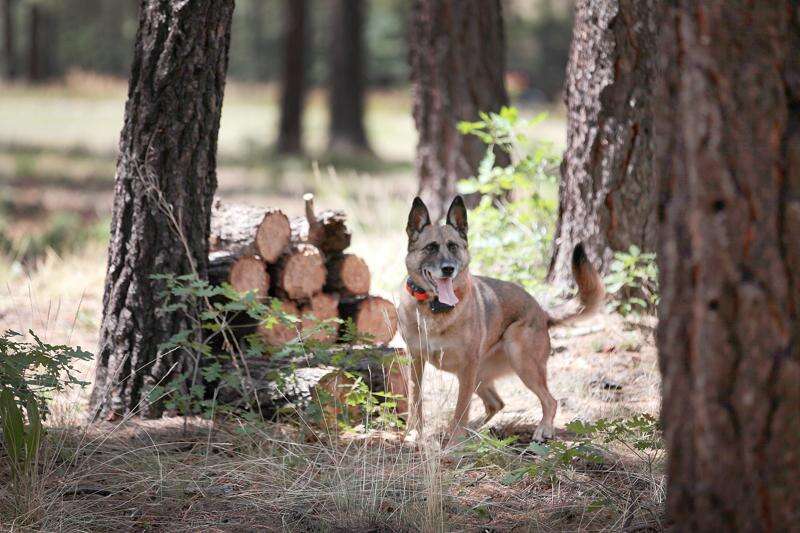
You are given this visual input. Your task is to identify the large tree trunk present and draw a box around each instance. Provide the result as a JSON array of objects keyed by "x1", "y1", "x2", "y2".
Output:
[
  {"x1": 2, "y1": 0, "x2": 14, "y2": 80},
  {"x1": 327, "y1": 0, "x2": 371, "y2": 155},
  {"x1": 26, "y1": 3, "x2": 40, "y2": 82},
  {"x1": 276, "y1": 0, "x2": 307, "y2": 155},
  {"x1": 90, "y1": 0, "x2": 234, "y2": 420},
  {"x1": 409, "y1": 0, "x2": 510, "y2": 223},
  {"x1": 656, "y1": 3, "x2": 800, "y2": 529},
  {"x1": 548, "y1": 0, "x2": 657, "y2": 284}
]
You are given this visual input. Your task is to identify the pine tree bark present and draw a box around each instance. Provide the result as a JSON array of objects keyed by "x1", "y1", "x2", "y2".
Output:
[
  {"x1": 276, "y1": 0, "x2": 307, "y2": 155},
  {"x1": 90, "y1": 0, "x2": 234, "y2": 420},
  {"x1": 26, "y1": 3, "x2": 40, "y2": 82},
  {"x1": 548, "y1": 0, "x2": 657, "y2": 284},
  {"x1": 327, "y1": 0, "x2": 371, "y2": 154},
  {"x1": 656, "y1": 3, "x2": 800, "y2": 529},
  {"x1": 409, "y1": 0, "x2": 510, "y2": 223},
  {"x1": 2, "y1": 0, "x2": 14, "y2": 80}
]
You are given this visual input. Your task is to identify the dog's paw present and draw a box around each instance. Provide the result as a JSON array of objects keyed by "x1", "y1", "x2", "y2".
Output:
[{"x1": 532, "y1": 422, "x2": 554, "y2": 442}]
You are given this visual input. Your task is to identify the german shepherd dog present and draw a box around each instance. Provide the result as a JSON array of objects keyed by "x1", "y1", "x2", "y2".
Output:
[{"x1": 398, "y1": 196, "x2": 604, "y2": 441}]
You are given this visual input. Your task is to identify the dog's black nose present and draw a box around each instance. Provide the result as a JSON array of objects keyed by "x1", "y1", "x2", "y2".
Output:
[{"x1": 441, "y1": 265, "x2": 455, "y2": 277}]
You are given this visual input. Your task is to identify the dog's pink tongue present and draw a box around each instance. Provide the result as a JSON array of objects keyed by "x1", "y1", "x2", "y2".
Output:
[{"x1": 435, "y1": 277, "x2": 459, "y2": 306}]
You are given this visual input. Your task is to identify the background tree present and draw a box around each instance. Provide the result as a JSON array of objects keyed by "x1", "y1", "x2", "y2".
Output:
[
  {"x1": 2, "y1": 0, "x2": 14, "y2": 79},
  {"x1": 408, "y1": 0, "x2": 509, "y2": 223},
  {"x1": 276, "y1": 0, "x2": 308, "y2": 155},
  {"x1": 548, "y1": 0, "x2": 657, "y2": 284},
  {"x1": 656, "y1": 2, "x2": 800, "y2": 529},
  {"x1": 327, "y1": 0, "x2": 370, "y2": 155},
  {"x1": 26, "y1": 2, "x2": 41, "y2": 81},
  {"x1": 90, "y1": 0, "x2": 235, "y2": 419}
]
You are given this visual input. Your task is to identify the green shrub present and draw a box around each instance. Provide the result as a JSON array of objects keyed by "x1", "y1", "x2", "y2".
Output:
[
  {"x1": 457, "y1": 107, "x2": 559, "y2": 292},
  {"x1": 604, "y1": 246, "x2": 659, "y2": 316}
]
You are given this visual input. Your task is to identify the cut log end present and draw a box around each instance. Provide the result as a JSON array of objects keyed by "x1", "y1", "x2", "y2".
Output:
[
  {"x1": 326, "y1": 253, "x2": 370, "y2": 297},
  {"x1": 340, "y1": 296, "x2": 398, "y2": 345},
  {"x1": 258, "y1": 300, "x2": 301, "y2": 346},
  {"x1": 272, "y1": 244, "x2": 327, "y2": 300},
  {"x1": 301, "y1": 293, "x2": 340, "y2": 342},
  {"x1": 228, "y1": 256, "x2": 270, "y2": 299},
  {"x1": 255, "y1": 209, "x2": 291, "y2": 263}
]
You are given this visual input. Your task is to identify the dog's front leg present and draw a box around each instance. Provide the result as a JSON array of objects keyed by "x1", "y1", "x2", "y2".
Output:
[
  {"x1": 447, "y1": 362, "x2": 478, "y2": 442},
  {"x1": 406, "y1": 353, "x2": 426, "y2": 439}
]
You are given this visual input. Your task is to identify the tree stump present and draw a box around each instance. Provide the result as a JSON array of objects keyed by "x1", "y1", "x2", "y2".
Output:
[
  {"x1": 300, "y1": 292, "x2": 340, "y2": 342},
  {"x1": 325, "y1": 253, "x2": 370, "y2": 297},
  {"x1": 270, "y1": 243, "x2": 327, "y2": 299},
  {"x1": 210, "y1": 200, "x2": 291, "y2": 263},
  {"x1": 339, "y1": 296, "x2": 398, "y2": 345}
]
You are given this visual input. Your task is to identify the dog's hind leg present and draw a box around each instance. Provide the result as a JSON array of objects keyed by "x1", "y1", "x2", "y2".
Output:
[
  {"x1": 503, "y1": 323, "x2": 557, "y2": 441},
  {"x1": 476, "y1": 381, "x2": 504, "y2": 424}
]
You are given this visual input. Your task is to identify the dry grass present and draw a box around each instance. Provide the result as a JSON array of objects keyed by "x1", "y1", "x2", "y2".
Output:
[{"x1": 0, "y1": 82, "x2": 664, "y2": 531}]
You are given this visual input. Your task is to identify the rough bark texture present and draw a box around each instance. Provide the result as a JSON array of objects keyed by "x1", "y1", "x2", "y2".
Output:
[
  {"x1": 26, "y1": 3, "x2": 40, "y2": 81},
  {"x1": 2, "y1": 0, "x2": 14, "y2": 79},
  {"x1": 409, "y1": 0, "x2": 510, "y2": 223},
  {"x1": 210, "y1": 200, "x2": 291, "y2": 263},
  {"x1": 90, "y1": 0, "x2": 234, "y2": 419},
  {"x1": 276, "y1": 0, "x2": 307, "y2": 155},
  {"x1": 290, "y1": 194, "x2": 351, "y2": 254},
  {"x1": 327, "y1": 0, "x2": 370, "y2": 154},
  {"x1": 656, "y1": 3, "x2": 800, "y2": 530},
  {"x1": 548, "y1": 0, "x2": 657, "y2": 284}
]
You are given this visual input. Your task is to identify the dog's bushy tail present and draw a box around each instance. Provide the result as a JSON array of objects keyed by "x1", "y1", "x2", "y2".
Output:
[{"x1": 547, "y1": 243, "x2": 605, "y2": 327}]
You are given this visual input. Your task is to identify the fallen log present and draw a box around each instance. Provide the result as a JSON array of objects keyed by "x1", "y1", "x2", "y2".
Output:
[
  {"x1": 290, "y1": 193, "x2": 351, "y2": 254},
  {"x1": 215, "y1": 345, "x2": 409, "y2": 422},
  {"x1": 325, "y1": 253, "x2": 370, "y2": 297},
  {"x1": 210, "y1": 200, "x2": 291, "y2": 263},
  {"x1": 300, "y1": 292, "x2": 340, "y2": 342},
  {"x1": 339, "y1": 296, "x2": 398, "y2": 345},
  {"x1": 270, "y1": 244, "x2": 327, "y2": 300}
]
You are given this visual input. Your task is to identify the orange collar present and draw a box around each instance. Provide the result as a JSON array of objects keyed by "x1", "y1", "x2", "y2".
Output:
[{"x1": 405, "y1": 277, "x2": 466, "y2": 313}]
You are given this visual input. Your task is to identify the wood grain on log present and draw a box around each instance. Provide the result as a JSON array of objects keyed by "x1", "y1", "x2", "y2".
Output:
[
  {"x1": 210, "y1": 200, "x2": 291, "y2": 263},
  {"x1": 325, "y1": 253, "x2": 370, "y2": 297},
  {"x1": 257, "y1": 300, "x2": 301, "y2": 346},
  {"x1": 271, "y1": 243, "x2": 326, "y2": 299},
  {"x1": 339, "y1": 296, "x2": 398, "y2": 345},
  {"x1": 300, "y1": 292, "x2": 340, "y2": 342}
]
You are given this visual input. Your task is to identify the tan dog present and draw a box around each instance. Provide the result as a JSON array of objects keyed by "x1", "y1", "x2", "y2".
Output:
[{"x1": 397, "y1": 196, "x2": 604, "y2": 441}]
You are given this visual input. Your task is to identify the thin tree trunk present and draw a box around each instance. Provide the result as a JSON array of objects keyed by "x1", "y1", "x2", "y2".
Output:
[
  {"x1": 656, "y1": 2, "x2": 800, "y2": 529},
  {"x1": 2, "y1": 0, "x2": 14, "y2": 80},
  {"x1": 409, "y1": 0, "x2": 510, "y2": 223},
  {"x1": 548, "y1": 0, "x2": 657, "y2": 284},
  {"x1": 276, "y1": 0, "x2": 307, "y2": 155},
  {"x1": 327, "y1": 0, "x2": 371, "y2": 155},
  {"x1": 90, "y1": 0, "x2": 235, "y2": 420},
  {"x1": 26, "y1": 2, "x2": 39, "y2": 82}
]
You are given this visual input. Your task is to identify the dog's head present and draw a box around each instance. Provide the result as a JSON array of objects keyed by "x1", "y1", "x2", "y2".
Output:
[{"x1": 405, "y1": 196, "x2": 470, "y2": 306}]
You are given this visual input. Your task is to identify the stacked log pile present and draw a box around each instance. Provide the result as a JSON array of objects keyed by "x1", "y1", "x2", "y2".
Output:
[{"x1": 208, "y1": 194, "x2": 399, "y2": 348}]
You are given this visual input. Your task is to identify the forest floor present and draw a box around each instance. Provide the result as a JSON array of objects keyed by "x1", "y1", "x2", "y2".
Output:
[{"x1": 0, "y1": 79, "x2": 664, "y2": 531}]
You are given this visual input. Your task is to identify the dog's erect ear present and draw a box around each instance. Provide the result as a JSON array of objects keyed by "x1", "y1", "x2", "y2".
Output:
[
  {"x1": 406, "y1": 197, "x2": 431, "y2": 241},
  {"x1": 446, "y1": 195, "x2": 468, "y2": 239}
]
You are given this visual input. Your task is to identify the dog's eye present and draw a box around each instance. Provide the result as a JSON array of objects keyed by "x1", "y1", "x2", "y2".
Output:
[
  {"x1": 447, "y1": 241, "x2": 459, "y2": 253},
  {"x1": 424, "y1": 242, "x2": 439, "y2": 253}
]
